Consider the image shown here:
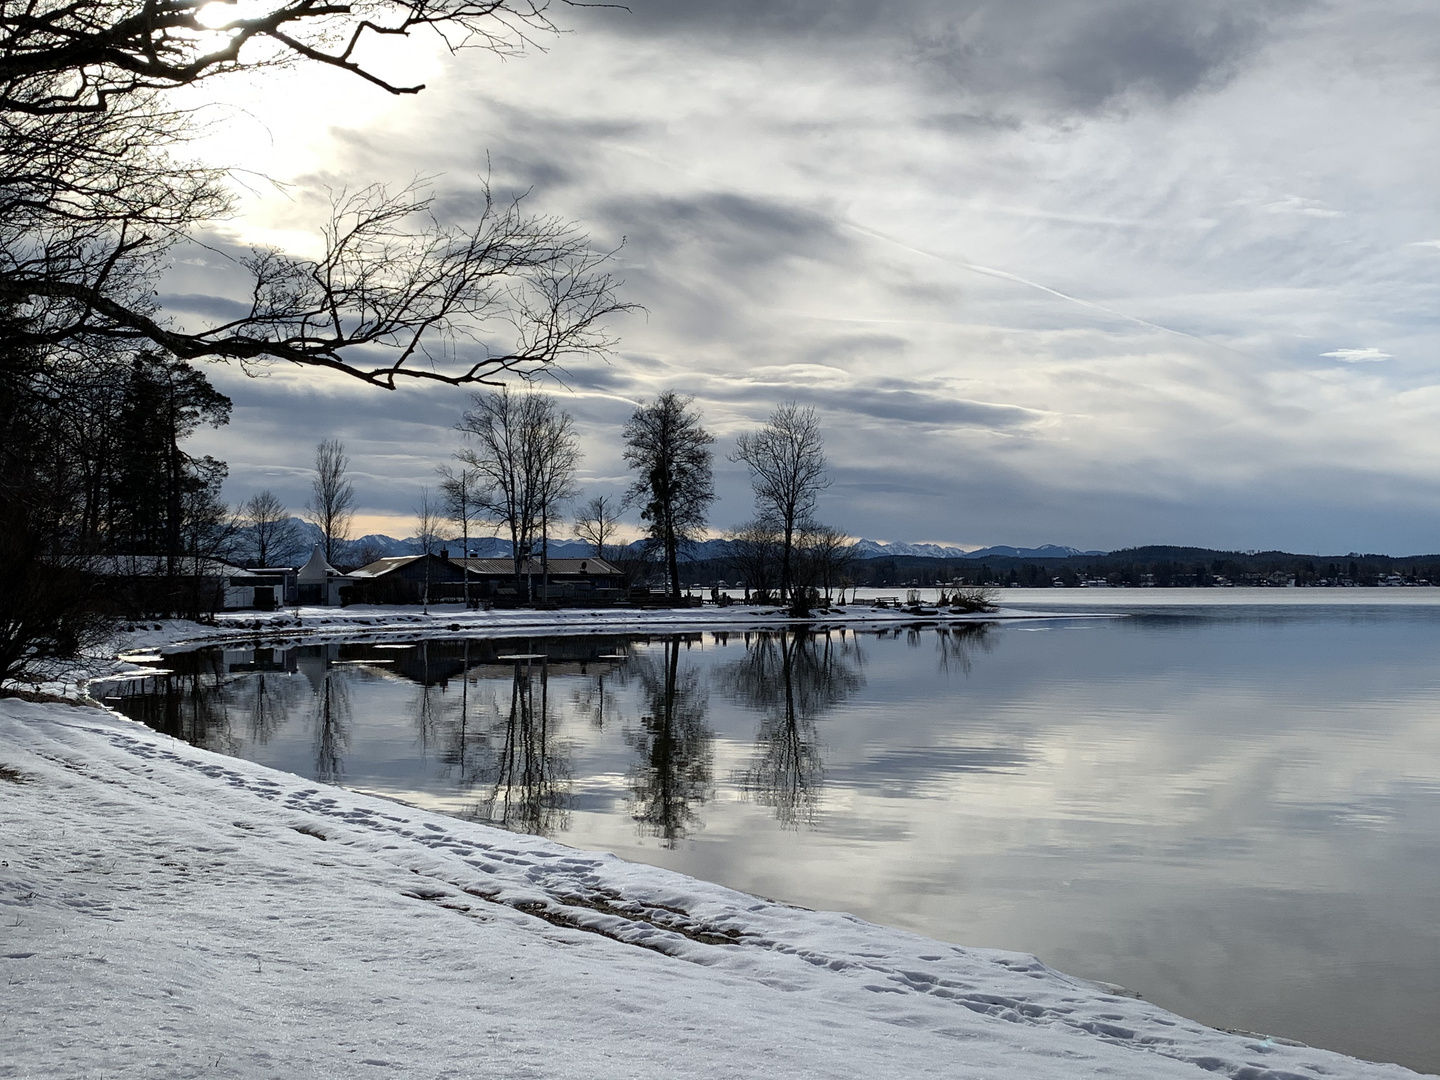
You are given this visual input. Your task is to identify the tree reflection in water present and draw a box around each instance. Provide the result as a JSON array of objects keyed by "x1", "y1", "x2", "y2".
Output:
[
  {"x1": 725, "y1": 629, "x2": 865, "y2": 827},
  {"x1": 624, "y1": 638, "x2": 714, "y2": 847},
  {"x1": 102, "y1": 649, "x2": 241, "y2": 756},
  {"x1": 409, "y1": 641, "x2": 443, "y2": 754},
  {"x1": 466, "y1": 658, "x2": 572, "y2": 836},
  {"x1": 239, "y1": 662, "x2": 304, "y2": 745},
  {"x1": 311, "y1": 675, "x2": 352, "y2": 785},
  {"x1": 436, "y1": 648, "x2": 492, "y2": 791},
  {"x1": 934, "y1": 623, "x2": 994, "y2": 676},
  {"x1": 570, "y1": 665, "x2": 620, "y2": 730}
]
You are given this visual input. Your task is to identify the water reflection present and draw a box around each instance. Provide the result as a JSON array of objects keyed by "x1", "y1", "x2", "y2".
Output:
[
  {"x1": 296, "y1": 647, "x2": 350, "y2": 783},
  {"x1": 724, "y1": 630, "x2": 865, "y2": 827},
  {"x1": 99, "y1": 630, "x2": 870, "y2": 836},
  {"x1": 241, "y1": 671, "x2": 297, "y2": 744},
  {"x1": 624, "y1": 637, "x2": 714, "y2": 847},
  {"x1": 465, "y1": 659, "x2": 572, "y2": 836},
  {"x1": 570, "y1": 663, "x2": 621, "y2": 730},
  {"x1": 109, "y1": 648, "x2": 238, "y2": 755},
  {"x1": 934, "y1": 623, "x2": 993, "y2": 676}
]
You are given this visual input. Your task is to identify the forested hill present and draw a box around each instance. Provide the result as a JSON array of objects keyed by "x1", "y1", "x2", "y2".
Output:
[
  {"x1": 679, "y1": 545, "x2": 1440, "y2": 588},
  {"x1": 239, "y1": 521, "x2": 1440, "y2": 586}
]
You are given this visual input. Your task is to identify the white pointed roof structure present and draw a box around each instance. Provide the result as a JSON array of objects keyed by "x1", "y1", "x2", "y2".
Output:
[{"x1": 297, "y1": 544, "x2": 341, "y2": 583}]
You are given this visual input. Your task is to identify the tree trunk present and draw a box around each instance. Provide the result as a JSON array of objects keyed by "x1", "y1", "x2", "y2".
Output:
[
  {"x1": 541, "y1": 492, "x2": 550, "y2": 604},
  {"x1": 461, "y1": 494, "x2": 471, "y2": 609},
  {"x1": 666, "y1": 515, "x2": 681, "y2": 602}
]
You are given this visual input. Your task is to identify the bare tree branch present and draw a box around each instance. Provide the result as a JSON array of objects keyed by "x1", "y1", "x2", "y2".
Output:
[
  {"x1": 2, "y1": 179, "x2": 632, "y2": 386},
  {"x1": 1, "y1": 0, "x2": 562, "y2": 114}
]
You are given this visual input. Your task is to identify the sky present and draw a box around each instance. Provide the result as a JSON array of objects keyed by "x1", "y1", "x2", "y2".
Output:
[{"x1": 162, "y1": 0, "x2": 1440, "y2": 554}]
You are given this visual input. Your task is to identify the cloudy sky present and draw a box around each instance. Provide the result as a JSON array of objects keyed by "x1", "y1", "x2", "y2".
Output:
[{"x1": 164, "y1": 0, "x2": 1439, "y2": 554}]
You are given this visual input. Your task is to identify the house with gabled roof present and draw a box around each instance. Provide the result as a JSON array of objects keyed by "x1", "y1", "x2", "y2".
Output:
[
  {"x1": 341, "y1": 552, "x2": 626, "y2": 605},
  {"x1": 344, "y1": 552, "x2": 470, "y2": 605},
  {"x1": 453, "y1": 556, "x2": 625, "y2": 605}
]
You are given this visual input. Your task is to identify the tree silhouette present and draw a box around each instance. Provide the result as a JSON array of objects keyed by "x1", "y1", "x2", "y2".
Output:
[
  {"x1": 623, "y1": 392, "x2": 715, "y2": 602},
  {"x1": 731, "y1": 404, "x2": 830, "y2": 606},
  {"x1": 468, "y1": 658, "x2": 571, "y2": 835},
  {"x1": 457, "y1": 387, "x2": 579, "y2": 601},
  {"x1": 2, "y1": 1, "x2": 628, "y2": 386},
  {"x1": 724, "y1": 629, "x2": 864, "y2": 827},
  {"x1": 625, "y1": 639, "x2": 713, "y2": 846}
]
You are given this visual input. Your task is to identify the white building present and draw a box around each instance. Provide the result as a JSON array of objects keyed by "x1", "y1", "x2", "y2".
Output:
[{"x1": 296, "y1": 545, "x2": 349, "y2": 606}]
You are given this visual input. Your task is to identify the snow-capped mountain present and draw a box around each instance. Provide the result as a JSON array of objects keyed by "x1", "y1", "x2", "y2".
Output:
[
  {"x1": 850, "y1": 540, "x2": 1107, "y2": 560},
  {"x1": 955, "y1": 544, "x2": 1108, "y2": 560},
  {"x1": 231, "y1": 518, "x2": 1106, "y2": 566}
]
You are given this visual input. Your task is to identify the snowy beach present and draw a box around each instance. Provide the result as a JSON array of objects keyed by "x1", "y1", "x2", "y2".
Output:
[{"x1": 3, "y1": 606, "x2": 1434, "y2": 1079}]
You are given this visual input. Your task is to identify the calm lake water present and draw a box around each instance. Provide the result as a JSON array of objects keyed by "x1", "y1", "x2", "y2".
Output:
[{"x1": 99, "y1": 593, "x2": 1440, "y2": 1074}]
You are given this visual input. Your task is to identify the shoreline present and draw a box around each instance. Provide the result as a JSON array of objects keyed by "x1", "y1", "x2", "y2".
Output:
[{"x1": 99, "y1": 601, "x2": 1111, "y2": 669}]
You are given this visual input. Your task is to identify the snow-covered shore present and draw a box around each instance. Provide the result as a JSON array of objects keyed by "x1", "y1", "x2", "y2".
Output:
[
  {"x1": 1, "y1": 611, "x2": 1427, "y2": 1079},
  {"x1": 108, "y1": 600, "x2": 1088, "y2": 657},
  {"x1": 72, "y1": 601, "x2": 1097, "y2": 686}
]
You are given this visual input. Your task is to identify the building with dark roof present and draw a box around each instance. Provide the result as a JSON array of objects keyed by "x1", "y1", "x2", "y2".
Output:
[{"x1": 452, "y1": 556, "x2": 626, "y2": 605}]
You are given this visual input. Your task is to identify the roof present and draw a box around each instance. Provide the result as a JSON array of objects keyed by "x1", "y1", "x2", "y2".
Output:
[
  {"x1": 454, "y1": 557, "x2": 623, "y2": 577},
  {"x1": 297, "y1": 545, "x2": 343, "y2": 582},
  {"x1": 348, "y1": 555, "x2": 424, "y2": 579},
  {"x1": 348, "y1": 554, "x2": 624, "y2": 579},
  {"x1": 89, "y1": 555, "x2": 247, "y2": 578}
]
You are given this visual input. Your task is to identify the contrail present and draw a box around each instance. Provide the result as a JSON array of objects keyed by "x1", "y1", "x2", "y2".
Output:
[{"x1": 840, "y1": 219, "x2": 1210, "y2": 344}]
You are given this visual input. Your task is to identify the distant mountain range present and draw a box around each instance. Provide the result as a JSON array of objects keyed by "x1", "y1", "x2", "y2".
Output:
[
  {"x1": 849, "y1": 540, "x2": 1107, "y2": 560},
  {"x1": 234, "y1": 518, "x2": 1107, "y2": 566}
]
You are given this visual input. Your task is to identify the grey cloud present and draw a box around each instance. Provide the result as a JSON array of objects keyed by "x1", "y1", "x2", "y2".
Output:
[
  {"x1": 802, "y1": 332, "x2": 911, "y2": 364},
  {"x1": 574, "y1": 0, "x2": 1299, "y2": 112},
  {"x1": 934, "y1": 1, "x2": 1275, "y2": 111},
  {"x1": 158, "y1": 293, "x2": 254, "y2": 322},
  {"x1": 703, "y1": 373, "x2": 1043, "y2": 429},
  {"x1": 535, "y1": 359, "x2": 643, "y2": 395},
  {"x1": 807, "y1": 386, "x2": 1041, "y2": 428},
  {"x1": 605, "y1": 192, "x2": 850, "y2": 267},
  {"x1": 587, "y1": 191, "x2": 854, "y2": 340},
  {"x1": 443, "y1": 102, "x2": 655, "y2": 197},
  {"x1": 917, "y1": 111, "x2": 1024, "y2": 135}
]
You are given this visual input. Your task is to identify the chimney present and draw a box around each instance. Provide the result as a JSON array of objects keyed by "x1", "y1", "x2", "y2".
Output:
[{"x1": 440, "y1": 548, "x2": 449, "y2": 560}]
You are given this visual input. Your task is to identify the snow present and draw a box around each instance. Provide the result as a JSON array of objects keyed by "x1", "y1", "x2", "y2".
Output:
[
  {"x1": 2, "y1": 690, "x2": 1428, "y2": 1079},
  {"x1": 100, "y1": 601, "x2": 1096, "y2": 662}
]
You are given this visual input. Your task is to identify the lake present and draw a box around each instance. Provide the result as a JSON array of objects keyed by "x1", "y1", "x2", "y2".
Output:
[{"x1": 97, "y1": 592, "x2": 1440, "y2": 1074}]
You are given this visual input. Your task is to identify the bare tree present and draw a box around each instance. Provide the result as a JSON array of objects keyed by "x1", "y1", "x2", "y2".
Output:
[
  {"x1": 726, "y1": 519, "x2": 782, "y2": 603},
  {"x1": 532, "y1": 396, "x2": 581, "y2": 600},
  {"x1": 731, "y1": 403, "x2": 830, "y2": 606},
  {"x1": 574, "y1": 494, "x2": 621, "y2": 561},
  {"x1": 439, "y1": 464, "x2": 480, "y2": 607},
  {"x1": 456, "y1": 386, "x2": 578, "y2": 602},
  {"x1": 797, "y1": 523, "x2": 856, "y2": 605},
  {"x1": 1, "y1": 2, "x2": 631, "y2": 388},
  {"x1": 623, "y1": 392, "x2": 714, "y2": 602},
  {"x1": 414, "y1": 485, "x2": 443, "y2": 612},
  {"x1": 305, "y1": 439, "x2": 355, "y2": 564},
  {"x1": 240, "y1": 490, "x2": 299, "y2": 567},
  {"x1": 2, "y1": 0, "x2": 559, "y2": 114}
]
